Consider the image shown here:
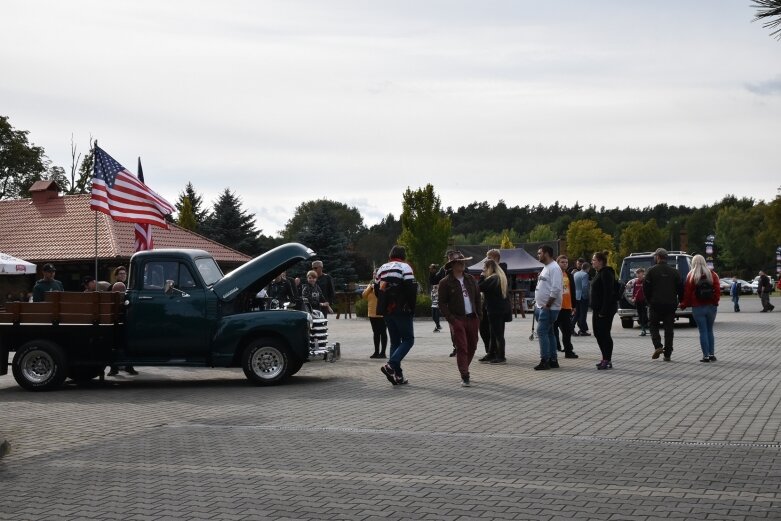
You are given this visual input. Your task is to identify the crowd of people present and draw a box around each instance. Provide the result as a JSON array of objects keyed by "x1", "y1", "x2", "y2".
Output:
[
  {"x1": 9, "y1": 246, "x2": 775, "y2": 388},
  {"x1": 367, "y1": 244, "x2": 772, "y2": 388}
]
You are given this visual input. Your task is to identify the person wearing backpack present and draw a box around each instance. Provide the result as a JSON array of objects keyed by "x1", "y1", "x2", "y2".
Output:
[{"x1": 680, "y1": 254, "x2": 720, "y2": 362}]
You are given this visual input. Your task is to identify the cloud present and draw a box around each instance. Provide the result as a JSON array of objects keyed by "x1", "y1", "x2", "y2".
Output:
[{"x1": 745, "y1": 77, "x2": 781, "y2": 96}]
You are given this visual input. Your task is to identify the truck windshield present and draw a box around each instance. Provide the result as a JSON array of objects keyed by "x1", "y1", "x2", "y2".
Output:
[{"x1": 195, "y1": 258, "x2": 223, "y2": 286}]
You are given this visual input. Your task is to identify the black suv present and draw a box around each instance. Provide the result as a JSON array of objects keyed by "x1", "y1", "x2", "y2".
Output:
[{"x1": 617, "y1": 251, "x2": 694, "y2": 329}]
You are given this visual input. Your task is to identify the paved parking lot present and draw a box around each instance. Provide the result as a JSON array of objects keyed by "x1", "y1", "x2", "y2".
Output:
[{"x1": 1, "y1": 297, "x2": 779, "y2": 520}]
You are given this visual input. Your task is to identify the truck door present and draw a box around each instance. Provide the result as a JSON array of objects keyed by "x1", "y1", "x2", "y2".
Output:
[{"x1": 125, "y1": 260, "x2": 211, "y2": 360}]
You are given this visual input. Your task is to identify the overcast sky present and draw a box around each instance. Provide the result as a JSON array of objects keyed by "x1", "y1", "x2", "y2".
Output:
[{"x1": 3, "y1": 1, "x2": 780, "y2": 235}]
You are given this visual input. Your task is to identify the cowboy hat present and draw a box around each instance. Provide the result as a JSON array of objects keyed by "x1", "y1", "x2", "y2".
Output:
[{"x1": 444, "y1": 251, "x2": 473, "y2": 269}]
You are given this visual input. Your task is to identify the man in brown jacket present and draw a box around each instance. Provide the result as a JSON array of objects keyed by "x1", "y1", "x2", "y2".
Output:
[{"x1": 438, "y1": 251, "x2": 482, "y2": 387}]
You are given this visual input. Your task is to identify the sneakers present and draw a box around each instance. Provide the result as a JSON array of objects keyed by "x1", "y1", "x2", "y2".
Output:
[
  {"x1": 489, "y1": 358, "x2": 507, "y2": 364},
  {"x1": 461, "y1": 378, "x2": 471, "y2": 387},
  {"x1": 639, "y1": 330, "x2": 647, "y2": 336},
  {"x1": 533, "y1": 359, "x2": 549, "y2": 371},
  {"x1": 548, "y1": 359, "x2": 560, "y2": 369},
  {"x1": 564, "y1": 352, "x2": 579, "y2": 359},
  {"x1": 380, "y1": 364, "x2": 398, "y2": 385},
  {"x1": 709, "y1": 355, "x2": 717, "y2": 361},
  {"x1": 652, "y1": 347, "x2": 664, "y2": 360},
  {"x1": 700, "y1": 358, "x2": 710, "y2": 363},
  {"x1": 596, "y1": 360, "x2": 613, "y2": 370},
  {"x1": 433, "y1": 328, "x2": 441, "y2": 333}
]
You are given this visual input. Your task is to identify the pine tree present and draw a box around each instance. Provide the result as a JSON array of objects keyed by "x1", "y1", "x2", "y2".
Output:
[
  {"x1": 201, "y1": 189, "x2": 261, "y2": 255},
  {"x1": 294, "y1": 203, "x2": 356, "y2": 289}
]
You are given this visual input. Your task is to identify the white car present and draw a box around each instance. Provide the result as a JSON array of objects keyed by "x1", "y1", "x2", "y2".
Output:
[{"x1": 750, "y1": 276, "x2": 776, "y2": 294}]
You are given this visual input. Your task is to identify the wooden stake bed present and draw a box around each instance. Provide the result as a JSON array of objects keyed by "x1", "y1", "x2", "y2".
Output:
[{"x1": 0, "y1": 292, "x2": 123, "y2": 325}]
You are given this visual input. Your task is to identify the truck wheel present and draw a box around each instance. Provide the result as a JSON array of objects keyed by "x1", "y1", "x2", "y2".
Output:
[
  {"x1": 242, "y1": 338, "x2": 290, "y2": 385},
  {"x1": 68, "y1": 366, "x2": 105, "y2": 383},
  {"x1": 621, "y1": 317, "x2": 634, "y2": 329},
  {"x1": 12, "y1": 340, "x2": 67, "y2": 391}
]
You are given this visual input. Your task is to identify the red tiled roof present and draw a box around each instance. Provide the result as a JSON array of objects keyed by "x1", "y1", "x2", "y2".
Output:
[{"x1": 0, "y1": 194, "x2": 250, "y2": 264}]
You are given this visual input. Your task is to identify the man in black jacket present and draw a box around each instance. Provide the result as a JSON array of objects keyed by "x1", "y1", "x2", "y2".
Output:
[
  {"x1": 643, "y1": 248, "x2": 683, "y2": 361},
  {"x1": 758, "y1": 271, "x2": 775, "y2": 312}
]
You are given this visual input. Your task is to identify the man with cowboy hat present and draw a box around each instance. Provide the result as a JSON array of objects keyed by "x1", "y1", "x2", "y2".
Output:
[{"x1": 437, "y1": 250, "x2": 482, "y2": 387}]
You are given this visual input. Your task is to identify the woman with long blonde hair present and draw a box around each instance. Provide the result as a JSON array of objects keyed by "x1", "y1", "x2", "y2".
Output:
[
  {"x1": 478, "y1": 259, "x2": 508, "y2": 364},
  {"x1": 680, "y1": 254, "x2": 720, "y2": 362}
]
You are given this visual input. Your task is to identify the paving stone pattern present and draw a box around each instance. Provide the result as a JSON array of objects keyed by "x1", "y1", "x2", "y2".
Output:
[{"x1": 1, "y1": 297, "x2": 779, "y2": 520}]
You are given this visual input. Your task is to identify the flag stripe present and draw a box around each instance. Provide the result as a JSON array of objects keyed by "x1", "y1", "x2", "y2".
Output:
[{"x1": 89, "y1": 146, "x2": 173, "y2": 229}]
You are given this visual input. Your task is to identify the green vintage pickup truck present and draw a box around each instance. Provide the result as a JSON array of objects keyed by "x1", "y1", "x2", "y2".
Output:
[{"x1": 0, "y1": 243, "x2": 339, "y2": 391}]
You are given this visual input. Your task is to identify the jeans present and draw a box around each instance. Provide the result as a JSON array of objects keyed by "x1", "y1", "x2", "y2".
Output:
[
  {"x1": 574, "y1": 299, "x2": 589, "y2": 332},
  {"x1": 692, "y1": 305, "x2": 717, "y2": 357},
  {"x1": 535, "y1": 307, "x2": 559, "y2": 360},
  {"x1": 384, "y1": 313, "x2": 415, "y2": 375}
]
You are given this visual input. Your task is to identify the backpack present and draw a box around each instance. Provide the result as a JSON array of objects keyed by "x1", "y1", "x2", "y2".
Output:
[{"x1": 694, "y1": 275, "x2": 714, "y2": 300}]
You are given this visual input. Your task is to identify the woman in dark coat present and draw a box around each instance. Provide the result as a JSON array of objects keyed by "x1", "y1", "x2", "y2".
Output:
[
  {"x1": 590, "y1": 251, "x2": 618, "y2": 370},
  {"x1": 478, "y1": 259, "x2": 508, "y2": 364}
]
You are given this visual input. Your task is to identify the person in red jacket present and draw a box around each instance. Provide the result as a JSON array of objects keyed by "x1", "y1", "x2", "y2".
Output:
[{"x1": 680, "y1": 254, "x2": 720, "y2": 362}]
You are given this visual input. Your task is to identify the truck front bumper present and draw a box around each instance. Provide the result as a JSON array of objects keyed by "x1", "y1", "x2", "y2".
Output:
[
  {"x1": 309, "y1": 342, "x2": 340, "y2": 362},
  {"x1": 308, "y1": 313, "x2": 340, "y2": 362}
]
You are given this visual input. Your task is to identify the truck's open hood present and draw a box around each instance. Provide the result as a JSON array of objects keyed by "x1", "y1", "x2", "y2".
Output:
[{"x1": 212, "y1": 243, "x2": 316, "y2": 302}]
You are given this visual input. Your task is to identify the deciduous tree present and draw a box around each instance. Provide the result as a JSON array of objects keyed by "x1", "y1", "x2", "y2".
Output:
[
  {"x1": 566, "y1": 219, "x2": 613, "y2": 261},
  {"x1": 398, "y1": 184, "x2": 452, "y2": 286},
  {"x1": 0, "y1": 116, "x2": 48, "y2": 199}
]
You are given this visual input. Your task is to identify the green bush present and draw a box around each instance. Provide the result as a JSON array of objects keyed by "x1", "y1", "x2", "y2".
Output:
[
  {"x1": 415, "y1": 293, "x2": 432, "y2": 317},
  {"x1": 353, "y1": 293, "x2": 432, "y2": 318},
  {"x1": 355, "y1": 297, "x2": 368, "y2": 317}
]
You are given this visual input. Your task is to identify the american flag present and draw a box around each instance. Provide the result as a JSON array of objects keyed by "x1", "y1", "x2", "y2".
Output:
[
  {"x1": 134, "y1": 158, "x2": 154, "y2": 252},
  {"x1": 90, "y1": 146, "x2": 174, "y2": 229}
]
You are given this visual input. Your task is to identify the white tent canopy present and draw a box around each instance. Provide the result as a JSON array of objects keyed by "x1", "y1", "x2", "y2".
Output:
[{"x1": 0, "y1": 253, "x2": 36, "y2": 275}]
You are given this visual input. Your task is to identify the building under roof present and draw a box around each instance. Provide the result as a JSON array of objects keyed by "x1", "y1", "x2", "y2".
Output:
[{"x1": 0, "y1": 181, "x2": 250, "y2": 295}]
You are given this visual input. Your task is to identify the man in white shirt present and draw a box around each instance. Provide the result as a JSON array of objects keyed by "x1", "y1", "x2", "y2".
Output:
[{"x1": 533, "y1": 245, "x2": 563, "y2": 370}]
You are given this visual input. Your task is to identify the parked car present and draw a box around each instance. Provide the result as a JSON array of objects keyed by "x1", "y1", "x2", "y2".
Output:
[
  {"x1": 618, "y1": 251, "x2": 694, "y2": 329},
  {"x1": 720, "y1": 277, "x2": 752, "y2": 296}
]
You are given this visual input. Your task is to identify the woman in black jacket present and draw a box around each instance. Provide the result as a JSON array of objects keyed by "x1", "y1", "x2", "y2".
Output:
[
  {"x1": 478, "y1": 259, "x2": 508, "y2": 364},
  {"x1": 590, "y1": 251, "x2": 618, "y2": 370}
]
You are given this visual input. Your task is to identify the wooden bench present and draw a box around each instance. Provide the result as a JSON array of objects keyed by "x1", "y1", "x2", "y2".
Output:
[{"x1": 0, "y1": 291, "x2": 123, "y2": 325}]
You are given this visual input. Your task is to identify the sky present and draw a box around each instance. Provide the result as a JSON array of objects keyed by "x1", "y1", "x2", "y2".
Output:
[{"x1": 2, "y1": 1, "x2": 780, "y2": 236}]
